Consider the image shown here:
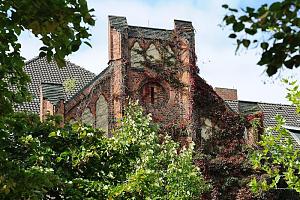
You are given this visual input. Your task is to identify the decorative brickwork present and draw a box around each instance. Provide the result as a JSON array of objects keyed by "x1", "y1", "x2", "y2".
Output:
[
  {"x1": 59, "y1": 16, "x2": 242, "y2": 145},
  {"x1": 56, "y1": 17, "x2": 247, "y2": 156},
  {"x1": 60, "y1": 16, "x2": 194, "y2": 133}
]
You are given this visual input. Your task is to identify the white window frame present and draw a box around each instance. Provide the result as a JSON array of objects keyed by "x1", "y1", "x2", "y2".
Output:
[{"x1": 284, "y1": 125, "x2": 300, "y2": 145}]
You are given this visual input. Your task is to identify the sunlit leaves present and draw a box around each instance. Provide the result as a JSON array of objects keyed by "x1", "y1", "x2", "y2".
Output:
[
  {"x1": 0, "y1": 0, "x2": 95, "y2": 114},
  {"x1": 249, "y1": 80, "x2": 300, "y2": 195},
  {"x1": 222, "y1": 1, "x2": 300, "y2": 76},
  {"x1": 284, "y1": 79, "x2": 300, "y2": 113},
  {"x1": 0, "y1": 104, "x2": 209, "y2": 199}
]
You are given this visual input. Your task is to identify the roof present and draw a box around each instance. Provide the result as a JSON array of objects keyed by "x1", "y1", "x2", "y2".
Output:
[
  {"x1": 108, "y1": 15, "x2": 193, "y2": 41},
  {"x1": 226, "y1": 100, "x2": 300, "y2": 128},
  {"x1": 225, "y1": 100, "x2": 300, "y2": 148},
  {"x1": 225, "y1": 100, "x2": 239, "y2": 113},
  {"x1": 128, "y1": 25, "x2": 173, "y2": 40},
  {"x1": 65, "y1": 65, "x2": 111, "y2": 105},
  {"x1": 15, "y1": 56, "x2": 95, "y2": 113},
  {"x1": 257, "y1": 102, "x2": 299, "y2": 127},
  {"x1": 41, "y1": 83, "x2": 65, "y2": 105}
]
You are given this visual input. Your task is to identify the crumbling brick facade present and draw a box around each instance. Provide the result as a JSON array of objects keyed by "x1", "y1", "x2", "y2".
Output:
[
  {"x1": 49, "y1": 17, "x2": 254, "y2": 198},
  {"x1": 57, "y1": 16, "x2": 197, "y2": 134},
  {"x1": 54, "y1": 16, "x2": 243, "y2": 147}
]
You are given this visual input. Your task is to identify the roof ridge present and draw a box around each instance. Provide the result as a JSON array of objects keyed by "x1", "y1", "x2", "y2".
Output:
[
  {"x1": 25, "y1": 56, "x2": 41, "y2": 64},
  {"x1": 128, "y1": 25, "x2": 172, "y2": 32},
  {"x1": 65, "y1": 65, "x2": 111, "y2": 104},
  {"x1": 226, "y1": 99, "x2": 294, "y2": 107}
]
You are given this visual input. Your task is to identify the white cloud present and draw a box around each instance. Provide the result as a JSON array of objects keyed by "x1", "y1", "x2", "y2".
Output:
[{"x1": 19, "y1": 0, "x2": 300, "y2": 104}]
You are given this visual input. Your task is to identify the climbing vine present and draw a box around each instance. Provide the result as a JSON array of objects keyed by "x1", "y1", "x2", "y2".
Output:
[{"x1": 130, "y1": 29, "x2": 194, "y2": 89}]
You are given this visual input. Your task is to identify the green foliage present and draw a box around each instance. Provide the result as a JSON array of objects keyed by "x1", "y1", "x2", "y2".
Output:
[
  {"x1": 249, "y1": 115, "x2": 300, "y2": 194},
  {"x1": 222, "y1": 1, "x2": 300, "y2": 76},
  {"x1": 63, "y1": 78, "x2": 77, "y2": 93},
  {"x1": 249, "y1": 80, "x2": 300, "y2": 195},
  {"x1": 0, "y1": 112, "x2": 62, "y2": 199},
  {"x1": 109, "y1": 103, "x2": 210, "y2": 199},
  {"x1": 0, "y1": 104, "x2": 209, "y2": 199},
  {"x1": 0, "y1": 0, "x2": 95, "y2": 115},
  {"x1": 284, "y1": 79, "x2": 300, "y2": 113}
]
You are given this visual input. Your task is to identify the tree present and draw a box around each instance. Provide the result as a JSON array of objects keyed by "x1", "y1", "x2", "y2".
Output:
[
  {"x1": 0, "y1": 0, "x2": 95, "y2": 114},
  {"x1": 222, "y1": 0, "x2": 300, "y2": 197},
  {"x1": 222, "y1": 0, "x2": 300, "y2": 76},
  {"x1": 0, "y1": 103, "x2": 209, "y2": 199},
  {"x1": 249, "y1": 80, "x2": 300, "y2": 197}
]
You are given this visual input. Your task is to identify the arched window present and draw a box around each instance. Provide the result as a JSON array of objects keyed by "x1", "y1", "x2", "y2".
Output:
[
  {"x1": 140, "y1": 82, "x2": 168, "y2": 109},
  {"x1": 81, "y1": 107, "x2": 94, "y2": 126},
  {"x1": 95, "y1": 95, "x2": 108, "y2": 133}
]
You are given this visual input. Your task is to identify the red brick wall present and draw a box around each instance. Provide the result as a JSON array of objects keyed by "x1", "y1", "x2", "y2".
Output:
[
  {"x1": 62, "y1": 17, "x2": 196, "y2": 134},
  {"x1": 214, "y1": 87, "x2": 238, "y2": 100},
  {"x1": 42, "y1": 99, "x2": 54, "y2": 120},
  {"x1": 64, "y1": 74, "x2": 111, "y2": 128},
  {"x1": 126, "y1": 34, "x2": 194, "y2": 130}
]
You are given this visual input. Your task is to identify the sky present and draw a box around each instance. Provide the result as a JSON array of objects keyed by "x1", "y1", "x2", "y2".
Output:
[{"x1": 19, "y1": 0, "x2": 300, "y2": 104}]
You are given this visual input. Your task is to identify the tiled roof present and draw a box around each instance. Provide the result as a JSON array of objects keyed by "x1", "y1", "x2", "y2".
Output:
[
  {"x1": 226, "y1": 100, "x2": 300, "y2": 128},
  {"x1": 15, "y1": 56, "x2": 95, "y2": 113},
  {"x1": 41, "y1": 83, "x2": 65, "y2": 105},
  {"x1": 65, "y1": 65, "x2": 111, "y2": 105},
  {"x1": 257, "y1": 103, "x2": 299, "y2": 127},
  {"x1": 224, "y1": 100, "x2": 239, "y2": 113},
  {"x1": 225, "y1": 100, "x2": 300, "y2": 148}
]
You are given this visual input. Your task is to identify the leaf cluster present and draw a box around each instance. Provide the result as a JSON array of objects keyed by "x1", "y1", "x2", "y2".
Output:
[
  {"x1": 222, "y1": 1, "x2": 300, "y2": 76},
  {"x1": 249, "y1": 80, "x2": 300, "y2": 196},
  {"x1": 0, "y1": 103, "x2": 209, "y2": 199},
  {"x1": 0, "y1": 0, "x2": 95, "y2": 114}
]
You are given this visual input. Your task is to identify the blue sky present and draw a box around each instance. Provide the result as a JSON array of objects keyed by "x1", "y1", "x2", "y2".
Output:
[{"x1": 19, "y1": 0, "x2": 299, "y2": 104}]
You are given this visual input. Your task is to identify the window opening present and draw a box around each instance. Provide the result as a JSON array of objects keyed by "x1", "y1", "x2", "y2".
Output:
[{"x1": 150, "y1": 86, "x2": 155, "y2": 104}]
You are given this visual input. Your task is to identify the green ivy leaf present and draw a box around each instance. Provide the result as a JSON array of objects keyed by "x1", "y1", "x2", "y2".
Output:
[
  {"x1": 269, "y1": 2, "x2": 282, "y2": 11},
  {"x1": 49, "y1": 131, "x2": 57, "y2": 137}
]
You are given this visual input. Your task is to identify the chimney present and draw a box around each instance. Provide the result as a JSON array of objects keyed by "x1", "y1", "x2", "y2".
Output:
[{"x1": 214, "y1": 87, "x2": 238, "y2": 100}]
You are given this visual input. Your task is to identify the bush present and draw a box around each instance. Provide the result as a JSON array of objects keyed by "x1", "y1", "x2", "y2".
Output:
[{"x1": 0, "y1": 103, "x2": 209, "y2": 199}]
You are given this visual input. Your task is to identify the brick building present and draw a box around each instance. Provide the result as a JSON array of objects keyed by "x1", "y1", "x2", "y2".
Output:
[
  {"x1": 17, "y1": 16, "x2": 300, "y2": 147},
  {"x1": 60, "y1": 16, "x2": 197, "y2": 133},
  {"x1": 18, "y1": 16, "x2": 201, "y2": 134},
  {"x1": 215, "y1": 87, "x2": 300, "y2": 148}
]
